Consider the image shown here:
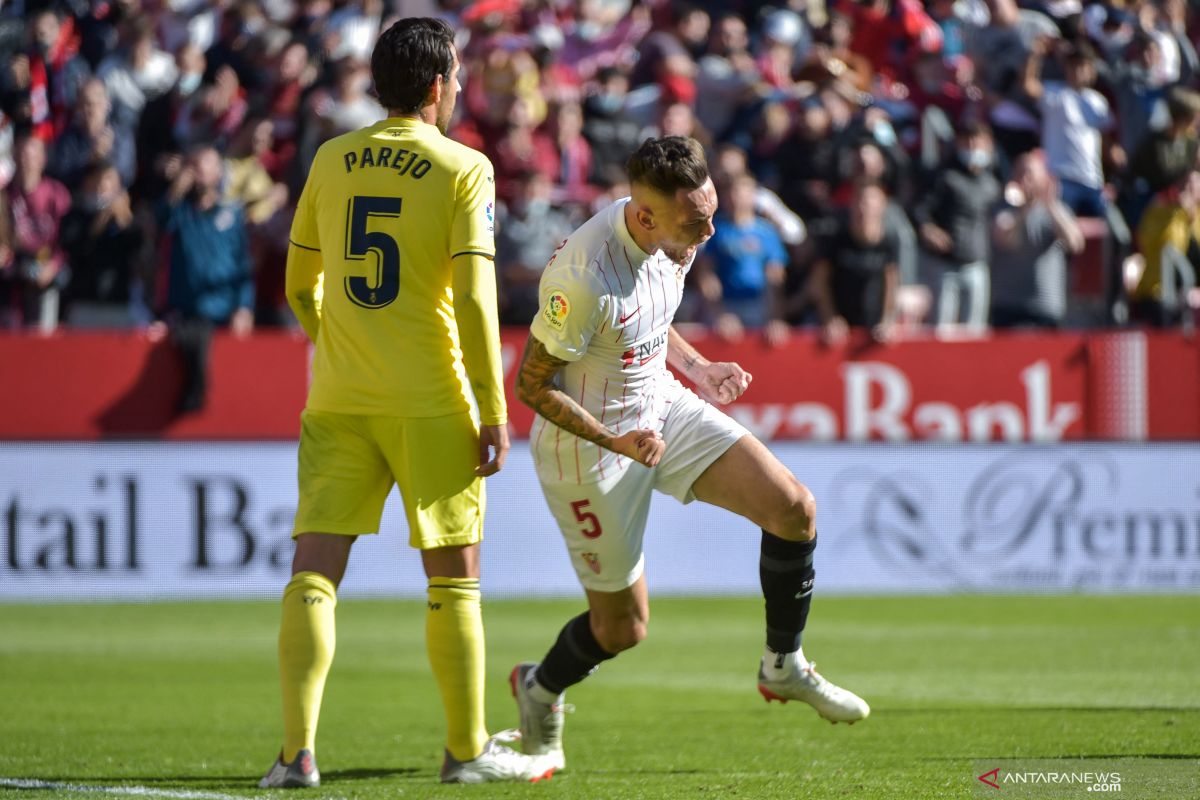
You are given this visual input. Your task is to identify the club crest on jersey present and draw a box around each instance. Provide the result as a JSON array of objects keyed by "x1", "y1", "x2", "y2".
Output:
[
  {"x1": 581, "y1": 552, "x2": 602, "y2": 574},
  {"x1": 543, "y1": 292, "x2": 570, "y2": 331}
]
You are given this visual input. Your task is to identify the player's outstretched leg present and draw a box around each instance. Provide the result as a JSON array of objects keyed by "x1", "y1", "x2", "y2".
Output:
[
  {"x1": 691, "y1": 436, "x2": 869, "y2": 724},
  {"x1": 756, "y1": 530, "x2": 869, "y2": 723}
]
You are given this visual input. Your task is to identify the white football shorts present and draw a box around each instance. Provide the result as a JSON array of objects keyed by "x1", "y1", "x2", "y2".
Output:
[{"x1": 536, "y1": 387, "x2": 750, "y2": 592}]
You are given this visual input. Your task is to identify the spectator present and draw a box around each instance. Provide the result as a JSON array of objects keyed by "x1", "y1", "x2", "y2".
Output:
[
  {"x1": 914, "y1": 121, "x2": 1000, "y2": 331},
  {"x1": 6, "y1": 133, "x2": 70, "y2": 331},
  {"x1": 990, "y1": 151, "x2": 1085, "y2": 328},
  {"x1": 1023, "y1": 40, "x2": 1120, "y2": 219},
  {"x1": 60, "y1": 161, "x2": 144, "y2": 327},
  {"x1": 96, "y1": 17, "x2": 178, "y2": 130},
  {"x1": 157, "y1": 145, "x2": 253, "y2": 412},
  {"x1": 495, "y1": 170, "x2": 574, "y2": 325},
  {"x1": 694, "y1": 14, "x2": 761, "y2": 142},
  {"x1": 549, "y1": 100, "x2": 593, "y2": 205},
  {"x1": 810, "y1": 180, "x2": 900, "y2": 344},
  {"x1": 492, "y1": 94, "x2": 559, "y2": 204},
  {"x1": 50, "y1": 77, "x2": 136, "y2": 188},
  {"x1": 628, "y1": 4, "x2": 707, "y2": 88},
  {"x1": 173, "y1": 63, "x2": 248, "y2": 152},
  {"x1": 26, "y1": 8, "x2": 90, "y2": 140},
  {"x1": 1131, "y1": 170, "x2": 1200, "y2": 326},
  {"x1": 582, "y1": 66, "x2": 642, "y2": 184},
  {"x1": 137, "y1": 42, "x2": 206, "y2": 199},
  {"x1": 777, "y1": 98, "x2": 840, "y2": 222},
  {"x1": 297, "y1": 56, "x2": 383, "y2": 170},
  {"x1": 1129, "y1": 86, "x2": 1200, "y2": 199},
  {"x1": 694, "y1": 173, "x2": 789, "y2": 344}
]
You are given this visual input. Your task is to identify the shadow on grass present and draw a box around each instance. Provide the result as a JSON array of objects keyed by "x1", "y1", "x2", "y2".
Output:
[{"x1": 27, "y1": 766, "x2": 421, "y2": 789}]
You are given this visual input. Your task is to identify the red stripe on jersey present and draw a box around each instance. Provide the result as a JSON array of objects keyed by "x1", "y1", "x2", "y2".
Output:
[
  {"x1": 656, "y1": 265, "x2": 670, "y2": 328},
  {"x1": 620, "y1": 246, "x2": 643, "y2": 340},
  {"x1": 592, "y1": 256, "x2": 616, "y2": 334},
  {"x1": 597, "y1": 377, "x2": 609, "y2": 479},
  {"x1": 575, "y1": 374, "x2": 586, "y2": 484},
  {"x1": 533, "y1": 415, "x2": 545, "y2": 468},
  {"x1": 605, "y1": 240, "x2": 625, "y2": 294},
  {"x1": 555, "y1": 425, "x2": 563, "y2": 481},
  {"x1": 616, "y1": 378, "x2": 628, "y2": 468},
  {"x1": 646, "y1": 258, "x2": 658, "y2": 329}
]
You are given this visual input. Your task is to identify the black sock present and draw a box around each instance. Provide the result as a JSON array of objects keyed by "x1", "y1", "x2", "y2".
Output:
[
  {"x1": 533, "y1": 611, "x2": 615, "y2": 694},
  {"x1": 760, "y1": 530, "x2": 816, "y2": 654}
]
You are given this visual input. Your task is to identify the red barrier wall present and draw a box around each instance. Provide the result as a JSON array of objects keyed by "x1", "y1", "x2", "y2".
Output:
[{"x1": 1, "y1": 329, "x2": 1196, "y2": 440}]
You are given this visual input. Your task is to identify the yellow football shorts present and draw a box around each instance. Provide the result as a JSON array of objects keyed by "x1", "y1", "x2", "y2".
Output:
[{"x1": 292, "y1": 409, "x2": 484, "y2": 549}]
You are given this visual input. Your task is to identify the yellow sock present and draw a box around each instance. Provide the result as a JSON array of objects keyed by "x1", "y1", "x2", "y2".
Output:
[
  {"x1": 279, "y1": 571, "x2": 337, "y2": 762},
  {"x1": 425, "y1": 577, "x2": 488, "y2": 761}
]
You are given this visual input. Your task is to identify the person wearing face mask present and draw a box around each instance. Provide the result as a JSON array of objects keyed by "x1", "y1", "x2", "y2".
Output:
[
  {"x1": 60, "y1": 161, "x2": 144, "y2": 327},
  {"x1": 914, "y1": 120, "x2": 1000, "y2": 331}
]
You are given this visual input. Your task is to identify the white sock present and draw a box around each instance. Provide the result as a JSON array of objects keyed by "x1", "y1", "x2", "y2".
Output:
[
  {"x1": 525, "y1": 674, "x2": 561, "y2": 706},
  {"x1": 762, "y1": 645, "x2": 808, "y2": 679}
]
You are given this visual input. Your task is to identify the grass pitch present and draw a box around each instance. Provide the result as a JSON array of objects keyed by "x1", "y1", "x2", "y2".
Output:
[{"x1": 1, "y1": 596, "x2": 1197, "y2": 799}]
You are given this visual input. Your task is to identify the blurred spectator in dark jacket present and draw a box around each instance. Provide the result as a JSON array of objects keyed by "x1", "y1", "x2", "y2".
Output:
[
  {"x1": 990, "y1": 150, "x2": 1084, "y2": 328},
  {"x1": 60, "y1": 160, "x2": 143, "y2": 327},
  {"x1": 1130, "y1": 86, "x2": 1200, "y2": 198},
  {"x1": 629, "y1": 4, "x2": 707, "y2": 88},
  {"x1": 550, "y1": 99, "x2": 594, "y2": 205},
  {"x1": 174, "y1": 63, "x2": 249, "y2": 153},
  {"x1": 136, "y1": 43, "x2": 206, "y2": 199},
  {"x1": 915, "y1": 121, "x2": 1000, "y2": 330},
  {"x1": 583, "y1": 66, "x2": 642, "y2": 184},
  {"x1": 158, "y1": 145, "x2": 253, "y2": 412},
  {"x1": 778, "y1": 98, "x2": 840, "y2": 222},
  {"x1": 496, "y1": 170, "x2": 574, "y2": 325},
  {"x1": 50, "y1": 77, "x2": 136, "y2": 188},
  {"x1": 694, "y1": 13, "x2": 762, "y2": 143},
  {"x1": 6, "y1": 133, "x2": 70, "y2": 331},
  {"x1": 493, "y1": 94, "x2": 560, "y2": 204},
  {"x1": 695, "y1": 173, "x2": 789, "y2": 344},
  {"x1": 810, "y1": 180, "x2": 900, "y2": 344}
]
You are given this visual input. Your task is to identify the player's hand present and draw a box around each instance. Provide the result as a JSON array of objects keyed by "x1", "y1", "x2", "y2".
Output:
[
  {"x1": 611, "y1": 429, "x2": 665, "y2": 467},
  {"x1": 696, "y1": 362, "x2": 752, "y2": 405},
  {"x1": 476, "y1": 423, "x2": 510, "y2": 477}
]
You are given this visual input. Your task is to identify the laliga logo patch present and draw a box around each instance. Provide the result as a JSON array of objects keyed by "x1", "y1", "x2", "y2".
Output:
[
  {"x1": 543, "y1": 292, "x2": 570, "y2": 331},
  {"x1": 485, "y1": 201, "x2": 494, "y2": 223}
]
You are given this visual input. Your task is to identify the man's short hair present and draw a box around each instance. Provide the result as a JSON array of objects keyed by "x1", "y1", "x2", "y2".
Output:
[
  {"x1": 626, "y1": 136, "x2": 709, "y2": 197},
  {"x1": 371, "y1": 17, "x2": 455, "y2": 114}
]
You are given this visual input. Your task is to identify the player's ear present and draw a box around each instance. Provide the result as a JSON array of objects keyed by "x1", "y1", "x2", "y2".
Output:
[
  {"x1": 635, "y1": 207, "x2": 655, "y2": 231},
  {"x1": 426, "y1": 73, "x2": 444, "y2": 107}
]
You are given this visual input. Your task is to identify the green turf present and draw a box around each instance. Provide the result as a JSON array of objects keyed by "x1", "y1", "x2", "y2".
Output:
[{"x1": 1, "y1": 596, "x2": 1197, "y2": 799}]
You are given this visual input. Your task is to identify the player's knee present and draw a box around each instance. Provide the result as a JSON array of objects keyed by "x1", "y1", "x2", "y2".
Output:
[
  {"x1": 768, "y1": 481, "x2": 816, "y2": 541},
  {"x1": 593, "y1": 615, "x2": 648, "y2": 654}
]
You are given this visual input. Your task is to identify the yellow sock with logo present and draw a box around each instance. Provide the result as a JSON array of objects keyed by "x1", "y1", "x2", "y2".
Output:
[
  {"x1": 425, "y1": 577, "x2": 489, "y2": 762},
  {"x1": 278, "y1": 570, "x2": 337, "y2": 762}
]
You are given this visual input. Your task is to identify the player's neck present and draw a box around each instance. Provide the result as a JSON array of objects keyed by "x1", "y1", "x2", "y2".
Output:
[{"x1": 386, "y1": 107, "x2": 436, "y2": 126}]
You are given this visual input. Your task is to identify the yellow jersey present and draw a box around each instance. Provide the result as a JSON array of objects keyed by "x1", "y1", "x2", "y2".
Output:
[{"x1": 289, "y1": 117, "x2": 504, "y2": 422}]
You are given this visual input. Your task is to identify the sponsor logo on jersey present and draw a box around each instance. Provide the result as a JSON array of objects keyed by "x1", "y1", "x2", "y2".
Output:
[
  {"x1": 543, "y1": 292, "x2": 570, "y2": 331},
  {"x1": 621, "y1": 331, "x2": 668, "y2": 366}
]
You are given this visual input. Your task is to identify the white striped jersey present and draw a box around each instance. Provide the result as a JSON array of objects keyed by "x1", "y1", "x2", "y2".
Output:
[{"x1": 528, "y1": 198, "x2": 691, "y2": 485}]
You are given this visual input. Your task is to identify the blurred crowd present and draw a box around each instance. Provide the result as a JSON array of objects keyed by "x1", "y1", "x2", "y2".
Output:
[{"x1": 2, "y1": 0, "x2": 1200, "y2": 341}]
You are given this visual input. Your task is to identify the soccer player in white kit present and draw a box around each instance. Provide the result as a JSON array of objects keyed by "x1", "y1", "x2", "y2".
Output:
[{"x1": 508, "y1": 137, "x2": 869, "y2": 771}]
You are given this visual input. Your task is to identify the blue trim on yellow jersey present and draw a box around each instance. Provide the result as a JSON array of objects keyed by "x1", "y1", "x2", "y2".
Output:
[
  {"x1": 290, "y1": 239, "x2": 321, "y2": 252},
  {"x1": 452, "y1": 250, "x2": 495, "y2": 259}
]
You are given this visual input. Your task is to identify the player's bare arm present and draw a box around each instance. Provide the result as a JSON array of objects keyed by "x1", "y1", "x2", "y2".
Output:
[
  {"x1": 666, "y1": 326, "x2": 752, "y2": 405},
  {"x1": 516, "y1": 335, "x2": 665, "y2": 467}
]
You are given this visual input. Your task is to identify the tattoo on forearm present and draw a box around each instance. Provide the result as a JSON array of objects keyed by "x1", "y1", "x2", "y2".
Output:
[{"x1": 516, "y1": 336, "x2": 617, "y2": 448}]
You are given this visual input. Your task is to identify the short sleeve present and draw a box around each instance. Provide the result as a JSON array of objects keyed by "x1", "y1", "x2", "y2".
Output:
[
  {"x1": 1039, "y1": 81, "x2": 1064, "y2": 114},
  {"x1": 451, "y1": 156, "x2": 497, "y2": 260},
  {"x1": 529, "y1": 266, "x2": 608, "y2": 362},
  {"x1": 764, "y1": 224, "x2": 787, "y2": 266},
  {"x1": 289, "y1": 153, "x2": 320, "y2": 252}
]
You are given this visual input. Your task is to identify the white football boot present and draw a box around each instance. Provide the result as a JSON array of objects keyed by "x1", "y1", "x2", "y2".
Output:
[
  {"x1": 439, "y1": 736, "x2": 557, "y2": 784},
  {"x1": 509, "y1": 662, "x2": 568, "y2": 771},
  {"x1": 757, "y1": 659, "x2": 870, "y2": 724},
  {"x1": 258, "y1": 748, "x2": 320, "y2": 788}
]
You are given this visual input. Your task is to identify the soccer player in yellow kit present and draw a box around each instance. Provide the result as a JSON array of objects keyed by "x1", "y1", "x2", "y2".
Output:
[{"x1": 258, "y1": 18, "x2": 555, "y2": 787}]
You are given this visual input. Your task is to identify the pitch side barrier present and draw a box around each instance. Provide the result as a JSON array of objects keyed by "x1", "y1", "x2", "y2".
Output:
[{"x1": 0, "y1": 329, "x2": 1196, "y2": 441}]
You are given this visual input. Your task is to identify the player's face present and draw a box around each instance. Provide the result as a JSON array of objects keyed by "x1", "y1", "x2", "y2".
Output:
[
  {"x1": 435, "y1": 52, "x2": 461, "y2": 135},
  {"x1": 658, "y1": 178, "x2": 718, "y2": 263}
]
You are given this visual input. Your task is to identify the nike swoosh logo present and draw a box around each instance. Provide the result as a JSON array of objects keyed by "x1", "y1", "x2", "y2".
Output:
[{"x1": 618, "y1": 307, "x2": 641, "y2": 324}]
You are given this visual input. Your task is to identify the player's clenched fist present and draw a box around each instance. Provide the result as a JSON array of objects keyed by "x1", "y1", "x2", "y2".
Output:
[{"x1": 611, "y1": 429, "x2": 666, "y2": 467}]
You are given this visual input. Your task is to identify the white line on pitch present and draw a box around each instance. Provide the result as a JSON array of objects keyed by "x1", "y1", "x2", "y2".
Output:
[{"x1": 0, "y1": 778, "x2": 247, "y2": 799}]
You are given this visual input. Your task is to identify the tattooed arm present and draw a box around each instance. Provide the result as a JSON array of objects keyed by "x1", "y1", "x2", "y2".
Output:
[
  {"x1": 516, "y1": 334, "x2": 665, "y2": 466},
  {"x1": 667, "y1": 326, "x2": 752, "y2": 405}
]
